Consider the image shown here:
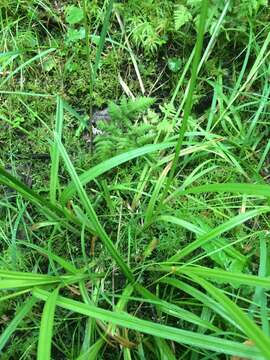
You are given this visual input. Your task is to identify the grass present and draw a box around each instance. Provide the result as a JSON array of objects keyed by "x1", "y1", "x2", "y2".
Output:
[{"x1": 0, "y1": 0, "x2": 270, "y2": 359}]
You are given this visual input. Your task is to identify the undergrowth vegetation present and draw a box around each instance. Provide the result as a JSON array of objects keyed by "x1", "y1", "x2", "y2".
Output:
[{"x1": 0, "y1": 0, "x2": 270, "y2": 359}]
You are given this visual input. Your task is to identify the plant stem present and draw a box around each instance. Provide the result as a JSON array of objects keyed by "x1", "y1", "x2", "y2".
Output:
[
  {"x1": 159, "y1": 0, "x2": 209, "y2": 207},
  {"x1": 83, "y1": 0, "x2": 94, "y2": 149}
]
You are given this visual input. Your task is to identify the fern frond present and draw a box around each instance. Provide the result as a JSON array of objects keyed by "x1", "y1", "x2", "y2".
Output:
[
  {"x1": 108, "y1": 97, "x2": 155, "y2": 123},
  {"x1": 93, "y1": 97, "x2": 157, "y2": 161},
  {"x1": 174, "y1": 5, "x2": 192, "y2": 30},
  {"x1": 124, "y1": 97, "x2": 156, "y2": 119}
]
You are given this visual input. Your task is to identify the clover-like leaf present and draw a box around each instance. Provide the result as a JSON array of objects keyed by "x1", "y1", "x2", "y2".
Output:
[{"x1": 65, "y1": 6, "x2": 84, "y2": 25}]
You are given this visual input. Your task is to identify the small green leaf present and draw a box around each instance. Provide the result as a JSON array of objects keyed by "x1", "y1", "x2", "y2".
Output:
[
  {"x1": 91, "y1": 35, "x2": 101, "y2": 46},
  {"x1": 168, "y1": 58, "x2": 182, "y2": 72},
  {"x1": 65, "y1": 6, "x2": 84, "y2": 25},
  {"x1": 43, "y1": 58, "x2": 56, "y2": 72},
  {"x1": 66, "y1": 27, "x2": 86, "y2": 43}
]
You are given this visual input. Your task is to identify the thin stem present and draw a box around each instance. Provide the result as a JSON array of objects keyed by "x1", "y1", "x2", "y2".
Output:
[
  {"x1": 159, "y1": 0, "x2": 209, "y2": 207},
  {"x1": 83, "y1": 0, "x2": 94, "y2": 148}
]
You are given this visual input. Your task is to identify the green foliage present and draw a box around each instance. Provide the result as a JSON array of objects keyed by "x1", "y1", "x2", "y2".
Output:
[
  {"x1": 243, "y1": 0, "x2": 268, "y2": 13},
  {"x1": 16, "y1": 30, "x2": 37, "y2": 49},
  {"x1": 130, "y1": 18, "x2": 168, "y2": 53},
  {"x1": 168, "y1": 57, "x2": 182, "y2": 72},
  {"x1": 65, "y1": 6, "x2": 84, "y2": 25},
  {"x1": 66, "y1": 27, "x2": 86, "y2": 44},
  {"x1": 65, "y1": 5, "x2": 85, "y2": 44},
  {"x1": 174, "y1": 5, "x2": 192, "y2": 30},
  {"x1": 108, "y1": 96, "x2": 155, "y2": 124},
  {"x1": 94, "y1": 97, "x2": 156, "y2": 159}
]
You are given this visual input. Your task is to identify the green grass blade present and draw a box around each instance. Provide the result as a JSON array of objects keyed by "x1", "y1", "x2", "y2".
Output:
[
  {"x1": 72, "y1": 204, "x2": 96, "y2": 233},
  {"x1": 0, "y1": 290, "x2": 32, "y2": 303},
  {"x1": 92, "y1": 0, "x2": 114, "y2": 82},
  {"x1": 63, "y1": 100, "x2": 86, "y2": 123},
  {"x1": 0, "y1": 297, "x2": 36, "y2": 353},
  {"x1": 133, "y1": 284, "x2": 218, "y2": 331},
  {"x1": 159, "y1": 277, "x2": 240, "y2": 330},
  {"x1": 0, "y1": 279, "x2": 60, "y2": 289},
  {"x1": 217, "y1": 29, "x2": 270, "y2": 124},
  {"x1": 0, "y1": 270, "x2": 92, "y2": 289},
  {"x1": 61, "y1": 142, "x2": 175, "y2": 204},
  {"x1": 168, "y1": 0, "x2": 230, "y2": 128},
  {"x1": 167, "y1": 207, "x2": 270, "y2": 263},
  {"x1": 37, "y1": 287, "x2": 59, "y2": 360},
  {"x1": 0, "y1": 90, "x2": 55, "y2": 97},
  {"x1": 228, "y1": 27, "x2": 252, "y2": 103},
  {"x1": 0, "y1": 166, "x2": 81, "y2": 234},
  {"x1": 161, "y1": 0, "x2": 209, "y2": 201},
  {"x1": 82, "y1": 0, "x2": 94, "y2": 129},
  {"x1": 50, "y1": 96, "x2": 64, "y2": 204},
  {"x1": 0, "y1": 166, "x2": 66, "y2": 220},
  {"x1": 78, "y1": 281, "x2": 100, "y2": 354},
  {"x1": 76, "y1": 339, "x2": 104, "y2": 360},
  {"x1": 171, "y1": 183, "x2": 270, "y2": 199},
  {"x1": 55, "y1": 135, "x2": 135, "y2": 282},
  {"x1": 159, "y1": 215, "x2": 246, "y2": 267},
  {"x1": 78, "y1": 285, "x2": 133, "y2": 360},
  {"x1": 0, "y1": 48, "x2": 56, "y2": 88},
  {"x1": 189, "y1": 275, "x2": 270, "y2": 359},
  {"x1": 0, "y1": 269, "x2": 58, "y2": 280},
  {"x1": 145, "y1": 162, "x2": 171, "y2": 225},
  {"x1": 19, "y1": 241, "x2": 79, "y2": 274},
  {"x1": 82, "y1": 0, "x2": 113, "y2": 130},
  {"x1": 156, "y1": 265, "x2": 270, "y2": 289},
  {"x1": 257, "y1": 138, "x2": 270, "y2": 172},
  {"x1": 249, "y1": 236, "x2": 270, "y2": 335},
  {"x1": 155, "y1": 337, "x2": 177, "y2": 360},
  {"x1": 33, "y1": 288, "x2": 264, "y2": 359},
  {"x1": 10, "y1": 202, "x2": 27, "y2": 269},
  {"x1": 258, "y1": 237, "x2": 269, "y2": 335}
]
